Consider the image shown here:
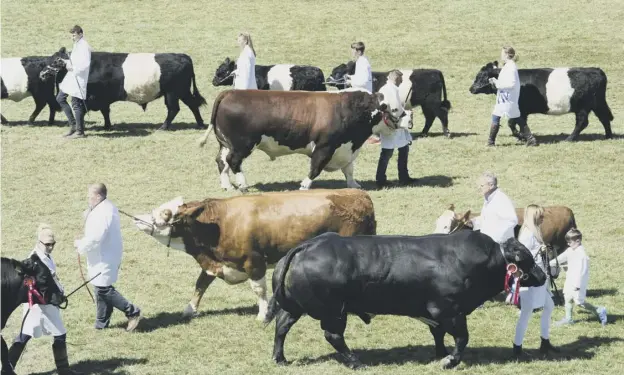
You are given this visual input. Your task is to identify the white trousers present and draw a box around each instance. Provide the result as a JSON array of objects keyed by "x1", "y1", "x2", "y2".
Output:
[{"x1": 513, "y1": 284, "x2": 553, "y2": 345}]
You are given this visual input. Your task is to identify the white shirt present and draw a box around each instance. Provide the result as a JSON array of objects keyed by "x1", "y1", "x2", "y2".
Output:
[
  {"x1": 551, "y1": 245, "x2": 590, "y2": 298},
  {"x1": 471, "y1": 188, "x2": 518, "y2": 243},
  {"x1": 378, "y1": 82, "x2": 411, "y2": 149},
  {"x1": 492, "y1": 60, "x2": 521, "y2": 118},
  {"x1": 234, "y1": 45, "x2": 258, "y2": 90},
  {"x1": 75, "y1": 199, "x2": 124, "y2": 287},
  {"x1": 59, "y1": 37, "x2": 92, "y2": 99},
  {"x1": 350, "y1": 55, "x2": 373, "y2": 93}
]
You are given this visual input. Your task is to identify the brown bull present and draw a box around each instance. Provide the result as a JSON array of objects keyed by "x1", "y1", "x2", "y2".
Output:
[
  {"x1": 132, "y1": 188, "x2": 376, "y2": 320},
  {"x1": 435, "y1": 204, "x2": 577, "y2": 254}
]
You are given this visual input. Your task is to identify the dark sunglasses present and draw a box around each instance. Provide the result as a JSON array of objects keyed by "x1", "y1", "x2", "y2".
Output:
[{"x1": 40, "y1": 241, "x2": 56, "y2": 247}]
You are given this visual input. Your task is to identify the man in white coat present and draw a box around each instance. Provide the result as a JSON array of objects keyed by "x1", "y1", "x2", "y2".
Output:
[
  {"x1": 75, "y1": 183, "x2": 142, "y2": 332},
  {"x1": 487, "y1": 46, "x2": 537, "y2": 147},
  {"x1": 470, "y1": 172, "x2": 518, "y2": 244},
  {"x1": 375, "y1": 70, "x2": 417, "y2": 188},
  {"x1": 233, "y1": 32, "x2": 258, "y2": 90},
  {"x1": 56, "y1": 25, "x2": 91, "y2": 139},
  {"x1": 7, "y1": 224, "x2": 79, "y2": 375}
]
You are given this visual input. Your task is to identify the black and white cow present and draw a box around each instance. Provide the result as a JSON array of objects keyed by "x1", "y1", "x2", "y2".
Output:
[
  {"x1": 39, "y1": 48, "x2": 207, "y2": 130},
  {"x1": 327, "y1": 61, "x2": 452, "y2": 137},
  {"x1": 469, "y1": 61, "x2": 614, "y2": 141},
  {"x1": 1, "y1": 55, "x2": 66, "y2": 125},
  {"x1": 212, "y1": 57, "x2": 326, "y2": 91}
]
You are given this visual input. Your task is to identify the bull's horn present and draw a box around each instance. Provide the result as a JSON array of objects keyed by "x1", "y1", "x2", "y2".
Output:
[{"x1": 198, "y1": 124, "x2": 214, "y2": 147}]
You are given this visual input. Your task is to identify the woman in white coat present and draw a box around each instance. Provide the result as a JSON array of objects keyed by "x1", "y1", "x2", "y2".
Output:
[
  {"x1": 233, "y1": 32, "x2": 258, "y2": 90},
  {"x1": 487, "y1": 46, "x2": 536, "y2": 147},
  {"x1": 7, "y1": 224, "x2": 78, "y2": 375},
  {"x1": 57, "y1": 25, "x2": 92, "y2": 139},
  {"x1": 512, "y1": 205, "x2": 559, "y2": 358}
]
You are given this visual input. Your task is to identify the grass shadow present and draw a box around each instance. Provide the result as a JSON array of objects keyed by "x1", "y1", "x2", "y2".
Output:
[
  {"x1": 586, "y1": 288, "x2": 619, "y2": 298},
  {"x1": 87, "y1": 122, "x2": 205, "y2": 138},
  {"x1": 3, "y1": 120, "x2": 98, "y2": 128},
  {"x1": 29, "y1": 357, "x2": 148, "y2": 375},
  {"x1": 252, "y1": 175, "x2": 455, "y2": 192},
  {"x1": 534, "y1": 132, "x2": 620, "y2": 144},
  {"x1": 110, "y1": 305, "x2": 258, "y2": 333},
  {"x1": 294, "y1": 335, "x2": 624, "y2": 368},
  {"x1": 412, "y1": 131, "x2": 478, "y2": 139}
]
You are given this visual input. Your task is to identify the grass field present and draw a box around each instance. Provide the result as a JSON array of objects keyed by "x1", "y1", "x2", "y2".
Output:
[{"x1": 2, "y1": 0, "x2": 623, "y2": 374}]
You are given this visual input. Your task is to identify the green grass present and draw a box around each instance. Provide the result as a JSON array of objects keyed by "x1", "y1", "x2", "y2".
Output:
[{"x1": 2, "y1": 0, "x2": 623, "y2": 374}]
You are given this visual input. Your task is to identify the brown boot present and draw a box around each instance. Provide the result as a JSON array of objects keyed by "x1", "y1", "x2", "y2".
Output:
[{"x1": 487, "y1": 124, "x2": 500, "y2": 146}]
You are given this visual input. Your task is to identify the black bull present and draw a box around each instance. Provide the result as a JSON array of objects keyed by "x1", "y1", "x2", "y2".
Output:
[{"x1": 263, "y1": 231, "x2": 546, "y2": 370}]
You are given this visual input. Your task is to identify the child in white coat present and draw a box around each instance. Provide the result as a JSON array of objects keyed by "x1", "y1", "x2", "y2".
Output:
[
  {"x1": 551, "y1": 228, "x2": 608, "y2": 326},
  {"x1": 7, "y1": 224, "x2": 79, "y2": 375},
  {"x1": 233, "y1": 32, "x2": 258, "y2": 90},
  {"x1": 512, "y1": 205, "x2": 559, "y2": 358},
  {"x1": 486, "y1": 46, "x2": 537, "y2": 147}
]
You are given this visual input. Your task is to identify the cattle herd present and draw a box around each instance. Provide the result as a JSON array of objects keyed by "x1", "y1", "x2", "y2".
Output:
[{"x1": 0, "y1": 38, "x2": 616, "y2": 373}]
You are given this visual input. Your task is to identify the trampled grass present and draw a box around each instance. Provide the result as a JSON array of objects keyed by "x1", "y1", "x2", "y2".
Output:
[{"x1": 1, "y1": 1, "x2": 623, "y2": 374}]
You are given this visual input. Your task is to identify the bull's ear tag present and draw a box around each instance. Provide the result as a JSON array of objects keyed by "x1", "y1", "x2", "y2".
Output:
[{"x1": 506, "y1": 263, "x2": 518, "y2": 274}]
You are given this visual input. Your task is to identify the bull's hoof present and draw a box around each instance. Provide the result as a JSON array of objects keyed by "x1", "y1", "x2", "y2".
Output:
[
  {"x1": 435, "y1": 349, "x2": 450, "y2": 359},
  {"x1": 196, "y1": 124, "x2": 207, "y2": 129},
  {"x1": 182, "y1": 304, "x2": 198, "y2": 318},
  {"x1": 440, "y1": 355, "x2": 459, "y2": 369},
  {"x1": 273, "y1": 356, "x2": 288, "y2": 366},
  {"x1": 103, "y1": 125, "x2": 112, "y2": 131},
  {"x1": 347, "y1": 182, "x2": 362, "y2": 189},
  {"x1": 239, "y1": 186, "x2": 249, "y2": 194},
  {"x1": 444, "y1": 132, "x2": 451, "y2": 139},
  {"x1": 299, "y1": 186, "x2": 309, "y2": 191},
  {"x1": 565, "y1": 136, "x2": 577, "y2": 142},
  {"x1": 158, "y1": 124, "x2": 171, "y2": 131},
  {"x1": 343, "y1": 356, "x2": 365, "y2": 370},
  {"x1": 28, "y1": 119, "x2": 36, "y2": 125}
]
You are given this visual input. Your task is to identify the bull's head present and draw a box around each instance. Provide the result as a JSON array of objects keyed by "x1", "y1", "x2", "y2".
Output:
[
  {"x1": 39, "y1": 47, "x2": 70, "y2": 82},
  {"x1": 371, "y1": 89, "x2": 413, "y2": 137},
  {"x1": 132, "y1": 196, "x2": 187, "y2": 251},
  {"x1": 325, "y1": 61, "x2": 356, "y2": 90},
  {"x1": 17, "y1": 253, "x2": 66, "y2": 307},
  {"x1": 212, "y1": 57, "x2": 236, "y2": 86},
  {"x1": 469, "y1": 61, "x2": 500, "y2": 94},
  {"x1": 434, "y1": 204, "x2": 473, "y2": 234},
  {"x1": 501, "y1": 237, "x2": 547, "y2": 287}
]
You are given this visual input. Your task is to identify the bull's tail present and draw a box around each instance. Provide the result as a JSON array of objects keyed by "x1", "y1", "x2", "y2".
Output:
[
  {"x1": 596, "y1": 69, "x2": 614, "y2": 121},
  {"x1": 198, "y1": 91, "x2": 228, "y2": 148},
  {"x1": 440, "y1": 72, "x2": 451, "y2": 112},
  {"x1": 263, "y1": 243, "x2": 308, "y2": 327},
  {"x1": 191, "y1": 72, "x2": 207, "y2": 107}
]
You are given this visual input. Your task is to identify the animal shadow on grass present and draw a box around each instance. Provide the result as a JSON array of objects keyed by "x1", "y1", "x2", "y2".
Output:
[
  {"x1": 252, "y1": 175, "x2": 455, "y2": 192},
  {"x1": 88, "y1": 122, "x2": 203, "y2": 138},
  {"x1": 295, "y1": 335, "x2": 624, "y2": 368},
  {"x1": 534, "y1": 132, "x2": 622, "y2": 144},
  {"x1": 586, "y1": 288, "x2": 619, "y2": 298},
  {"x1": 110, "y1": 305, "x2": 258, "y2": 333},
  {"x1": 411, "y1": 131, "x2": 478, "y2": 139},
  {"x1": 30, "y1": 357, "x2": 148, "y2": 375},
  {"x1": 4, "y1": 120, "x2": 98, "y2": 128}
]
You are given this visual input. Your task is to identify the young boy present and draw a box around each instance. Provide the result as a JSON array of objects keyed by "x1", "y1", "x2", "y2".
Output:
[
  {"x1": 550, "y1": 228, "x2": 608, "y2": 326},
  {"x1": 375, "y1": 70, "x2": 417, "y2": 188}
]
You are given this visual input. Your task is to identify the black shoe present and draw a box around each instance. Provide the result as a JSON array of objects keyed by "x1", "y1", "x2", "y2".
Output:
[
  {"x1": 539, "y1": 337, "x2": 560, "y2": 355},
  {"x1": 487, "y1": 124, "x2": 500, "y2": 146},
  {"x1": 53, "y1": 341, "x2": 82, "y2": 375}
]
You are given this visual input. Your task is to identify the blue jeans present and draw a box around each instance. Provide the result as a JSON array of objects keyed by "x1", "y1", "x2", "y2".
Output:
[{"x1": 94, "y1": 285, "x2": 140, "y2": 329}]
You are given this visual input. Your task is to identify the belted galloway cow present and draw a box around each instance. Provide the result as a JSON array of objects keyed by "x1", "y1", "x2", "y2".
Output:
[
  {"x1": 131, "y1": 189, "x2": 376, "y2": 321},
  {"x1": 469, "y1": 61, "x2": 614, "y2": 141},
  {"x1": 263, "y1": 231, "x2": 546, "y2": 370},
  {"x1": 39, "y1": 48, "x2": 207, "y2": 130},
  {"x1": 212, "y1": 57, "x2": 326, "y2": 91},
  {"x1": 1, "y1": 255, "x2": 66, "y2": 375},
  {"x1": 327, "y1": 61, "x2": 451, "y2": 137},
  {"x1": 197, "y1": 88, "x2": 411, "y2": 191}
]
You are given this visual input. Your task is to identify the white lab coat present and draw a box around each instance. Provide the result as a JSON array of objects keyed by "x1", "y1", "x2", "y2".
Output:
[
  {"x1": 378, "y1": 82, "x2": 411, "y2": 149},
  {"x1": 550, "y1": 245, "x2": 590, "y2": 304},
  {"x1": 492, "y1": 60, "x2": 521, "y2": 118},
  {"x1": 75, "y1": 199, "x2": 124, "y2": 287},
  {"x1": 471, "y1": 188, "x2": 518, "y2": 244},
  {"x1": 349, "y1": 55, "x2": 373, "y2": 93},
  {"x1": 517, "y1": 229, "x2": 550, "y2": 309},
  {"x1": 234, "y1": 45, "x2": 257, "y2": 90},
  {"x1": 58, "y1": 37, "x2": 92, "y2": 99},
  {"x1": 20, "y1": 247, "x2": 66, "y2": 338}
]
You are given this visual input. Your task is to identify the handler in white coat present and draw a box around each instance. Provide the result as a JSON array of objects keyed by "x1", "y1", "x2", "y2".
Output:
[
  {"x1": 233, "y1": 32, "x2": 258, "y2": 90},
  {"x1": 375, "y1": 70, "x2": 417, "y2": 187},
  {"x1": 75, "y1": 183, "x2": 142, "y2": 332},
  {"x1": 57, "y1": 25, "x2": 92, "y2": 139},
  {"x1": 486, "y1": 46, "x2": 536, "y2": 146},
  {"x1": 512, "y1": 205, "x2": 559, "y2": 358},
  {"x1": 470, "y1": 171, "x2": 518, "y2": 244},
  {"x1": 7, "y1": 224, "x2": 79, "y2": 375}
]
